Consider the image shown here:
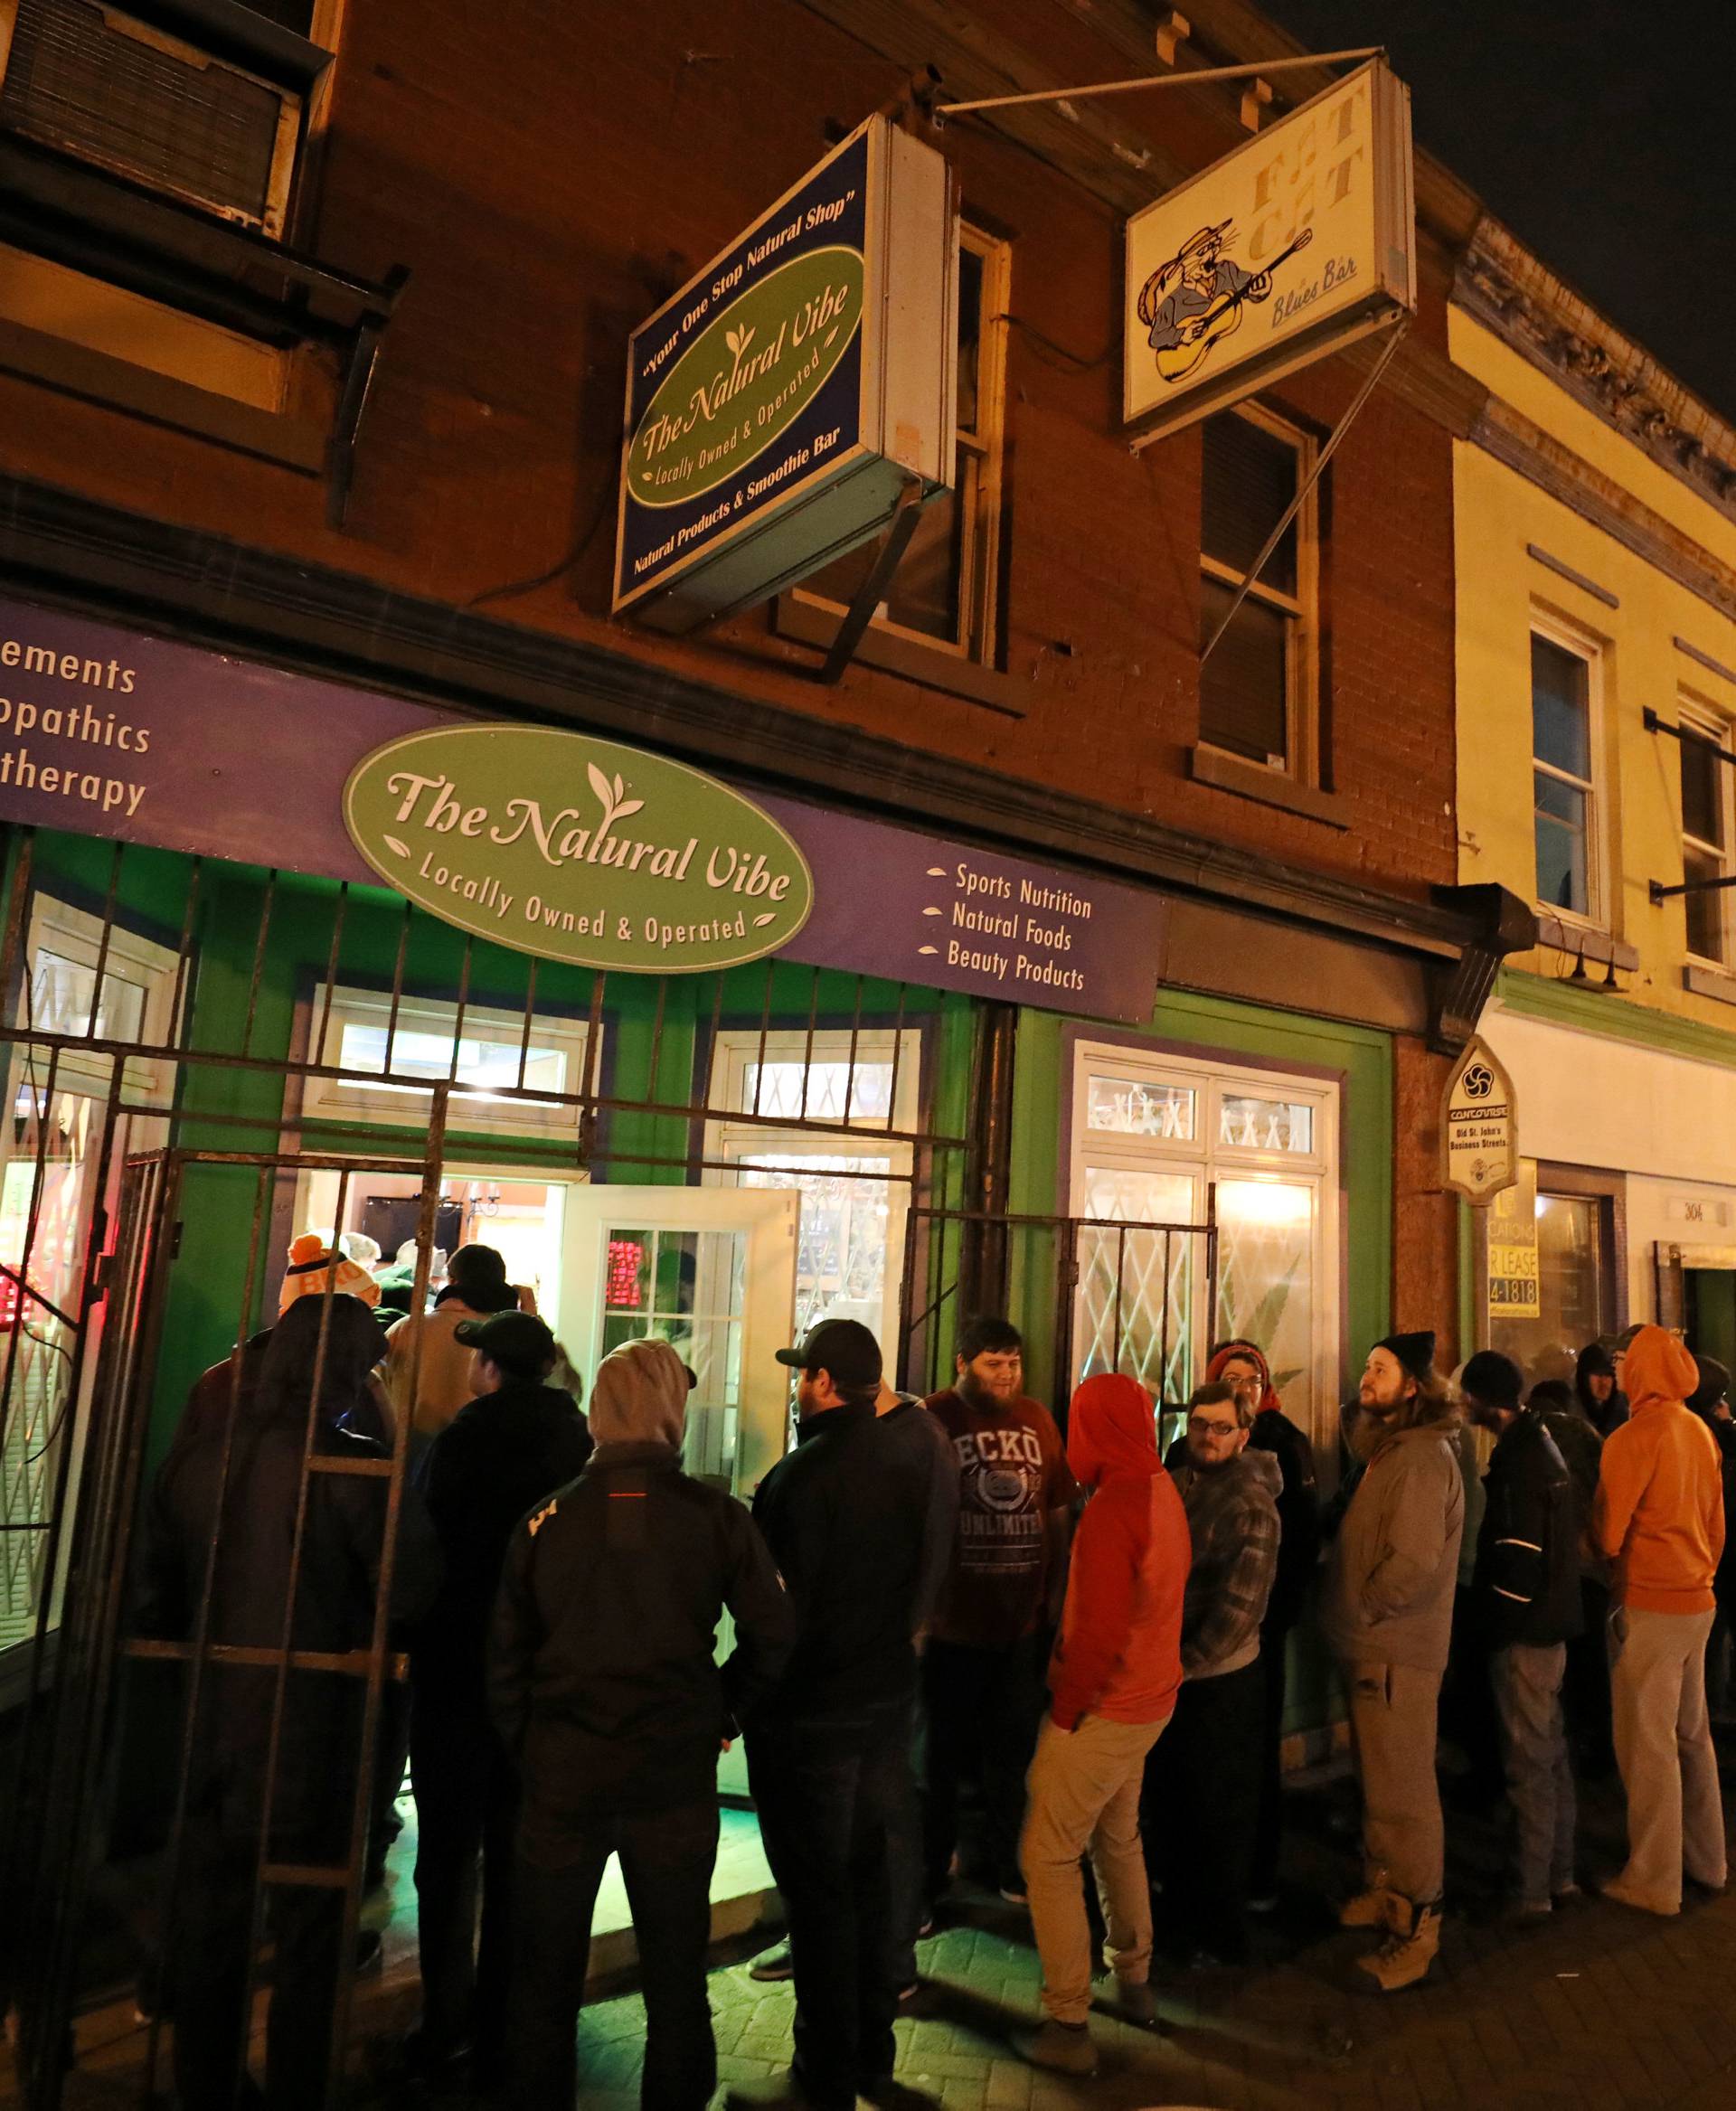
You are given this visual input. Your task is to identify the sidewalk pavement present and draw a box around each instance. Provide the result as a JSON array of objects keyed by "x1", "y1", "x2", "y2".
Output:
[{"x1": 543, "y1": 1737, "x2": 1736, "y2": 2111}]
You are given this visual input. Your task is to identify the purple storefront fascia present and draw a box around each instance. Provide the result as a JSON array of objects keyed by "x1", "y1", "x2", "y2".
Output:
[{"x1": 0, "y1": 598, "x2": 1165, "y2": 1023}]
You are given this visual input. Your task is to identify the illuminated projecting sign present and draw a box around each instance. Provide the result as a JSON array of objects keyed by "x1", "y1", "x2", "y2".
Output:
[
  {"x1": 1124, "y1": 60, "x2": 1415, "y2": 438},
  {"x1": 613, "y1": 114, "x2": 958, "y2": 634}
]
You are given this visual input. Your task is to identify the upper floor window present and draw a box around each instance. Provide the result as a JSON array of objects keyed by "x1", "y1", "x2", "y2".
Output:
[
  {"x1": 1679, "y1": 697, "x2": 1735, "y2": 965},
  {"x1": 1530, "y1": 625, "x2": 1601, "y2": 921},
  {"x1": 0, "y1": 0, "x2": 335, "y2": 240},
  {"x1": 1198, "y1": 404, "x2": 1319, "y2": 778},
  {"x1": 795, "y1": 223, "x2": 1010, "y2": 665}
]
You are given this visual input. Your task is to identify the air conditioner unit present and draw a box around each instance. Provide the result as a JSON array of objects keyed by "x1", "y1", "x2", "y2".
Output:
[{"x1": 0, "y1": 0, "x2": 304, "y2": 237}]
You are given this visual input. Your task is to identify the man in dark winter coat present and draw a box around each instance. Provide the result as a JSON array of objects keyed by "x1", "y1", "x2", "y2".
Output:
[
  {"x1": 490, "y1": 1336, "x2": 791, "y2": 2111},
  {"x1": 136, "y1": 1296, "x2": 438, "y2": 2111},
  {"x1": 732, "y1": 1319, "x2": 928, "y2": 2111},
  {"x1": 749, "y1": 1371, "x2": 961, "y2": 1996},
  {"x1": 1526, "y1": 1378, "x2": 1613, "y2": 1771},
  {"x1": 1461, "y1": 1351, "x2": 1584, "y2": 1918},
  {"x1": 408, "y1": 1311, "x2": 592, "y2": 2081}
]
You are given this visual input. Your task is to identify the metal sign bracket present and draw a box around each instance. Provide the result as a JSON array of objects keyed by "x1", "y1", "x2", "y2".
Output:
[{"x1": 817, "y1": 478, "x2": 927, "y2": 684}]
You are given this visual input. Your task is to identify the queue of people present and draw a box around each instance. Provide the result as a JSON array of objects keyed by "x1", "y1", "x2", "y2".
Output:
[{"x1": 136, "y1": 1237, "x2": 1734, "y2": 2106}]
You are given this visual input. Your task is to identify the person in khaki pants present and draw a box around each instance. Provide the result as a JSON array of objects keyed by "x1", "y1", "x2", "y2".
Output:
[
  {"x1": 1014, "y1": 1374, "x2": 1189, "y2": 2077},
  {"x1": 1592, "y1": 1325, "x2": 1727, "y2": 1916},
  {"x1": 1322, "y1": 1333, "x2": 1464, "y2": 1993}
]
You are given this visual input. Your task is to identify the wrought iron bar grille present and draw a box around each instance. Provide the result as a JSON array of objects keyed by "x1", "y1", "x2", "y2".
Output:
[{"x1": 0, "y1": 825, "x2": 1210, "y2": 2107}]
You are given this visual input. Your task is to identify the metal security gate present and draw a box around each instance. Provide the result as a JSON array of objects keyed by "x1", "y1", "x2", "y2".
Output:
[
  {"x1": 0, "y1": 825, "x2": 977, "y2": 2106},
  {"x1": 0, "y1": 820, "x2": 1199, "y2": 2106},
  {"x1": 901, "y1": 1194, "x2": 1220, "y2": 1441},
  {"x1": 6, "y1": 1136, "x2": 448, "y2": 2109}
]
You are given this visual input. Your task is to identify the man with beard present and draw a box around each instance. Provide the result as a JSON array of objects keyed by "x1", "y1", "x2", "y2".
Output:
[
  {"x1": 1323, "y1": 1333, "x2": 1464, "y2": 1993},
  {"x1": 922, "y1": 1317, "x2": 1076, "y2": 1910},
  {"x1": 1460, "y1": 1352, "x2": 1583, "y2": 1919}
]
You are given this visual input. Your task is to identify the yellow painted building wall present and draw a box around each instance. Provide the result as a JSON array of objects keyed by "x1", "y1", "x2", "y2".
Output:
[{"x1": 1451, "y1": 308, "x2": 1736, "y2": 1033}]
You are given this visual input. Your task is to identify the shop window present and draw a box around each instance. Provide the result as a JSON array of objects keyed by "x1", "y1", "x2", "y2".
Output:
[
  {"x1": 1482, "y1": 1158, "x2": 1620, "y2": 1387},
  {"x1": 1070, "y1": 1041, "x2": 1339, "y2": 1442},
  {"x1": 1198, "y1": 403, "x2": 1319, "y2": 778},
  {"x1": 703, "y1": 1027, "x2": 922, "y2": 1350},
  {"x1": 2, "y1": 895, "x2": 179, "y2": 1656},
  {"x1": 1531, "y1": 624, "x2": 1602, "y2": 922},
  {"x1": 294, "y1": 986, "x2": 594, "y2": 1143},
  {"x1": 14, "y1": 892, "x2": 181, "y2": 1103},
  {"x1": 1678, "y1": 696, "x2": 1735, "y2": 966},
  {"x1": 792, "y1": 223, "x2": 1009, "y2": 666}
]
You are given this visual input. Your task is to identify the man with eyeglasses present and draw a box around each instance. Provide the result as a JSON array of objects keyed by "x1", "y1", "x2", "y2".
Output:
[{"x1": 1143, "y1": 1379, "x2": 1280, "y2": 1966}]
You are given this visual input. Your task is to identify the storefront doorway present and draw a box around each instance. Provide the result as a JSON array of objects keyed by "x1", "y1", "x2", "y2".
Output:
[{"x1": 292, "y1": 1166, "x2": 799, "y2": 1795}]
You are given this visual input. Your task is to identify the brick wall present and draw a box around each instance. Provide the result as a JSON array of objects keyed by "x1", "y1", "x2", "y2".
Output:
[
  {"x1": 1393, "y1": 1032, "x2": 1462, "y2": 1363},
  {"x1": 0, "y1": 0, "x2": 1458, "y2": 906}
]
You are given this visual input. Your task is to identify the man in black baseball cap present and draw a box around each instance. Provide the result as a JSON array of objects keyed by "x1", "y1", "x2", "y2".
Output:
[
  {"x1": 772, "y1": 1315, "x2": 883, "y2": 1391},
  {"x1": 732, "y1": 1319, "x2": 926, "y2": 2111}
]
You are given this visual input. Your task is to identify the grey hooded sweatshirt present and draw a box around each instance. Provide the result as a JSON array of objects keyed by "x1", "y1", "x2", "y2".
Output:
[{"x1": 1322, "y1": 1399, "x2": 1465, "y2": 1673}]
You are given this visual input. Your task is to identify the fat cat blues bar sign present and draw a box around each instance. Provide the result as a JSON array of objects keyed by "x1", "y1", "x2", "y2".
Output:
[
  {"x1": 1124, "y1": 60, "x2": 1415, "y2": 438},
  {"x1": 613, "y1": 115, "x2": 958, "y2": 634}
]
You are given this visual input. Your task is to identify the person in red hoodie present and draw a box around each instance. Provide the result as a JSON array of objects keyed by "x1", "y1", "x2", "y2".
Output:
[{"x1": 1014, "y1": 1373, "x2": 1189, "y2": 2077}]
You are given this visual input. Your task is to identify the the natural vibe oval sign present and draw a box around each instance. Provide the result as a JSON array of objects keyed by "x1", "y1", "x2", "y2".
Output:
[
  {"x1": 343, "y1": 725, "x2": 814, "y2": 973},
  {"x1": 627, "y1": 246, "x2": 864, "y2": 508}
]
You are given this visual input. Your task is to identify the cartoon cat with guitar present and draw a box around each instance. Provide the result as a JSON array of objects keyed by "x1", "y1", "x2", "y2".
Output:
[{"x1": 1137, "y1": 220, "x2": 1313, "y2": 384}]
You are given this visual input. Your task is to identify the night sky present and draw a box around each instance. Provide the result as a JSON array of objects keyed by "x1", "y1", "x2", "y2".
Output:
[{"x1": 1259, "y1": 0, "x2": 1736, "y2": 428}]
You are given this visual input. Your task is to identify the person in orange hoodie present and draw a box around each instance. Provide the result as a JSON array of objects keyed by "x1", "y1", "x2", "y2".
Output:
[
  {"x1": 1014, "y1": 1374, "x2": 1189, "y2": 2077},
  {"x1": 1592, "y1": 1324, "x2": 1727, "y2": 1916}
]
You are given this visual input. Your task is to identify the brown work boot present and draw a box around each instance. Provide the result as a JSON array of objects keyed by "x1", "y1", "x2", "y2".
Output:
[
  {"x1": 1355, "y1": 1894, "x2": 1441, "y2": 1993},
  {"x1": 1337, "y1": 1868, "x2": 1392, "y2": 1927}
]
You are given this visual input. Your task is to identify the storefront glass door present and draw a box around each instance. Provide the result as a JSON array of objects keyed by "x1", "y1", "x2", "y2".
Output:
[{"x1": 560, "y1": 1185, "x2": 798, "y2": 1795}]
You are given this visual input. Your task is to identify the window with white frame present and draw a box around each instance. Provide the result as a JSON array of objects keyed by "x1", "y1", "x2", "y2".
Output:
[
  {"x1": 795, "y1": 223, "x2": 1009, "y2": 664},
  {"x1": 2, "y1": 896, "x2": 180, "y2": 1656},
  {"x1": 296, "y1": 986, "x2": 594, "y2": 1142},
  {"x1": 704, "y1": 1028, "x2": 922, "y2": 1349},
  {"x1": 1531, "y1": 624, "x2": 1601, "y2": 921},
  {"x1": 1678, "y1": 693, "x2": 1735, "y2": 965},
  {"x1": 1199, "y1": 403, "x2": 1319, "y2": 777},
  {"x1": 1070, "y1": 1041, "x2": 1339, "y2": 1444}
]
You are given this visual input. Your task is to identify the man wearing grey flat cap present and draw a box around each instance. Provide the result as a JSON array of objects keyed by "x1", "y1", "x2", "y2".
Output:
[{"x1": 1322, "y1": 1330, "x2": 1465, "y2": 1994}]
